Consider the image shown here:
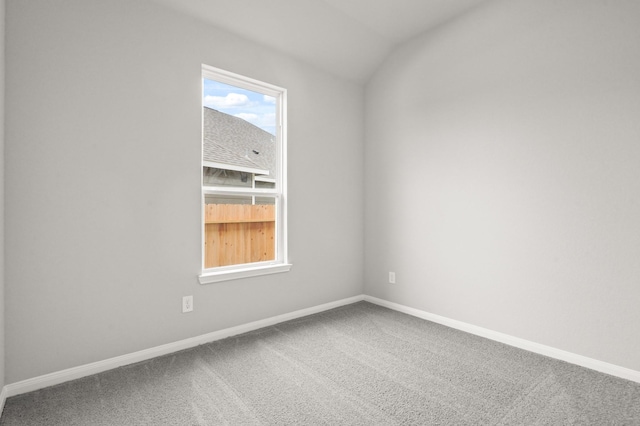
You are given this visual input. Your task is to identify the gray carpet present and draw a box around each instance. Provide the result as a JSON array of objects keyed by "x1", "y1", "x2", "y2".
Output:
[{"x1": 1, "y1": 301, "x2": 639, "y2": 425}]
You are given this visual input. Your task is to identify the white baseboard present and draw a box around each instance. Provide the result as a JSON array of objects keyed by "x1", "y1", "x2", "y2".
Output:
[
  {"x1": 0, "y1": 386, "x2": 8, "y2": 416},
  {"x1": 364, "y1": 295, "x2": 640, "y2": 384},
  {"x1": 4, "y1": 295, "x2": 365, "y2": 398},
  {"x1": 5, "y1": 293, "x2": 638, "y2": 400}
]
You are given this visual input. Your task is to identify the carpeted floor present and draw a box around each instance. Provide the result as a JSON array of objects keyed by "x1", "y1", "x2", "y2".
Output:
[{"x1": 1, "y1": 301, "x2": 639, "y2": 425}]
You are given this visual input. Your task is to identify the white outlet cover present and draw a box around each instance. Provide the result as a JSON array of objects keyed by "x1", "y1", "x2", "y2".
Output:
[
  {"x1": 182, "y1": 295, "x2": 193, "y2": 313},
  {"x1": 389, "y1": 272, "x2": 396, "y2": 284}
]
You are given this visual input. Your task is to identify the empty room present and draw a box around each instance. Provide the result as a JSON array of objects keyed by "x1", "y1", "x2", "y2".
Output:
[{"x1": 1, "y1": 0, "x2": 639, "y2": 424}]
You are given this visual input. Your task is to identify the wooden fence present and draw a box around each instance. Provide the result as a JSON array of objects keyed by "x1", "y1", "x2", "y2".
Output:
[{"x1": 204, "y1": 204, "x2": 275, "y2": 268}]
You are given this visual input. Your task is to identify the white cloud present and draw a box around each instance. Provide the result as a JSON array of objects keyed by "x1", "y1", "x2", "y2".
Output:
[
  {"x1": 261, "y1": 113, "x2": 276, "y2": 128},
  {"x1": 234, "y1": 113, "x2": 258, "y2": 122},
  {"x1": 263, "y1": 95, "x2": 276, "y2": 104},
  {"x1": 234, "y1": 112, "x2": 276, "y2": 134},
  {"x1": 204, "y1": 93, "x2": 250, "y2": 109}
]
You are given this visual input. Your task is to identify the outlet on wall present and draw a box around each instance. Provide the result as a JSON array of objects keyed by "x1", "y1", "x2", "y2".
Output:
[
  {"x1": 389, "y1": 271, "x2": 396, "y2": 284},
  {"x1": 182, "y1": 295, "x2": 193, "y2": 313}
]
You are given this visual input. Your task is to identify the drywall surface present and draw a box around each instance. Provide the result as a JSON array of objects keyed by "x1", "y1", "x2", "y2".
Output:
[
  {"x1": 365, "y1": 0, "x2": 640, "y2": 371},
  {"x1": 0, "y1": 0, "x2": 5, "y2": 390},
  {"x1": 5, "y1": 0, "x2": 364, "y2": 383}
]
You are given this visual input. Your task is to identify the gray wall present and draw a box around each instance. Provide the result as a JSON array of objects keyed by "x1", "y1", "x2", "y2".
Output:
[
  {"x1": 1, "y1": 0, "x2": 5, "y2": 391},
  {"x1": 365, "y1": 0, "x2": 640, "y2": 372},
  {"x1": 5, "y1": 0, "x2": 364, "y2": 383}
]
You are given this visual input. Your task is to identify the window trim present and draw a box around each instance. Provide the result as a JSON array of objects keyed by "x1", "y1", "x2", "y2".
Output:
[
  {"x1": 199, "y1": 263, "x2": 292, "y2": 284},
  {"x1": 199, "y1": 64, "x2": 290, "y2": 284}
]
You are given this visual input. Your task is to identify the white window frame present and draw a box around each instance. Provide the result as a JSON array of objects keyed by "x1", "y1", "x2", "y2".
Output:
[{"x1": 199, "y1": 65, "x2": 291, "y2": 284}]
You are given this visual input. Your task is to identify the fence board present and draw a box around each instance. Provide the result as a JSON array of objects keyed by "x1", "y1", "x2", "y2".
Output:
[{"x1": 205, "y1": 204, "x2": 275, "y2": 268}]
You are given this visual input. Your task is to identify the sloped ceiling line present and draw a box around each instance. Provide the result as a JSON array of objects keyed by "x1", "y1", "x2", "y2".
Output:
[{"x1": 149, "y1": 0, "x2": 488, "y2": 83}]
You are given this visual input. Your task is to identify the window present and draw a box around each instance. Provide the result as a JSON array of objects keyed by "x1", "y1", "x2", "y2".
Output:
[{"x1": 199, "y1": 65, "x2": 290, "y2": 284}]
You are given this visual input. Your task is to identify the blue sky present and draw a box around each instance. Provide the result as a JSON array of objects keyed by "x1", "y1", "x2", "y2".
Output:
[{"x1": 203, "y1": 79, "x2": 276, "y2": 135}]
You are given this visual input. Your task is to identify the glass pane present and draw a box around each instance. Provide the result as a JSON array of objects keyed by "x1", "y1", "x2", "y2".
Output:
[
  {"x1": 255, "y1": 180, "x2": 276, "y2": 189},
  {"x1": 203, "y1": 167, "x2": 252, "y2": 188},
  {"x1": 203, "y1": 79, "x2": 276, "y2": 190},
  {"x1": 255, "y1": 196, "x2": 276, "y2": 205},
  {"x1": 204, "y1": 193, "x2": 253, "y2": 205},
  {"x1": 204, "y1": 195, "x2": 276, "y2": 268}
]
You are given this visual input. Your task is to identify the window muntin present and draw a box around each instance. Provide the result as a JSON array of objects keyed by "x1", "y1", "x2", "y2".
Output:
[{"x1": 199, "y1": 65, "x2": 289, "y2": 283}]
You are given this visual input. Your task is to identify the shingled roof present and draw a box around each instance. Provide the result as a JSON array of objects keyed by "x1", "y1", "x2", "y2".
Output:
[{"x1": 203, "y1": 107, "x2": 275, "y2": 178}]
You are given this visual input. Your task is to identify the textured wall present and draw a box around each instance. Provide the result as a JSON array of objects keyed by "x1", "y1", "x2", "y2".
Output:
[
  {"x1": 365, "y1": 0, "x2": 640, "y2": 371},
  {"x1": 5, "y1": 0, "x2": 364, "y2": 383}
]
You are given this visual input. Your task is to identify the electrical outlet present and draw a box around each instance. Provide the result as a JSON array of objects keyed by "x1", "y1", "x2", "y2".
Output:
[
  {"x1": 389, "y1": 272, "x2": 396, "y2": 284},
  {"x1": 182, "y1": 295, "x2": 193, "y2": 313}
]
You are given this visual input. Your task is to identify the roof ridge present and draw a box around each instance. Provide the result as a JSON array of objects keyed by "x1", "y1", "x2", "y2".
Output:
[
  {"x1": 204, "y1": 138, "x2": 265, "y2": 170},
  {"x1": 202, "y1": 107, "x2": 276, "y2": 178}
]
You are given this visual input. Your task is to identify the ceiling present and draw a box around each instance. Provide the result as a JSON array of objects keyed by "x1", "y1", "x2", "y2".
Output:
[{"x1": 150, "y1": 0, "x2": 488, "y2": 83}]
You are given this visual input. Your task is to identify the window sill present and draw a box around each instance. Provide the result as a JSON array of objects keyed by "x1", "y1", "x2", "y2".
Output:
[{"x1": 198, "y1": 263, "x2": 292, "y2": 284}]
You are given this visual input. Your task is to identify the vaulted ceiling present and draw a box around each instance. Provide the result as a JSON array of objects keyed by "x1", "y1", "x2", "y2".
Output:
[{"x1": 150, "y1": 0, "x2": 488, "y2": 83}]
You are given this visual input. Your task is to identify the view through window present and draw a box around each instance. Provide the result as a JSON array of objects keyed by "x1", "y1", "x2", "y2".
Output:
[{"x1": 201, "y1": 65, "x2": 287, "y2": 278}]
